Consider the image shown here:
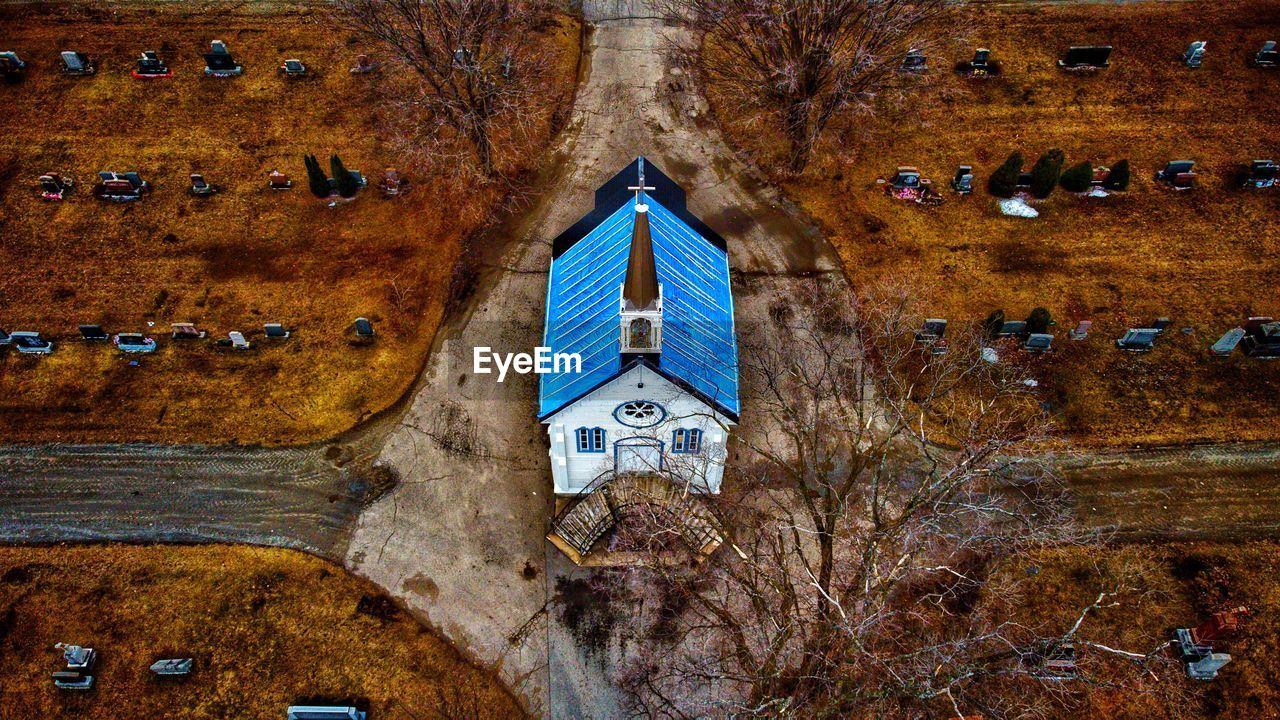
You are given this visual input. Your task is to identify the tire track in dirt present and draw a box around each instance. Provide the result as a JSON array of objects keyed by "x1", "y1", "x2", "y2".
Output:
[
  {"x1": 1061, "y1": 443, "x2": 1280, "y2": 540},
  {"x1": 0, "y1": 442, "x2": 375, "y2": 557}
]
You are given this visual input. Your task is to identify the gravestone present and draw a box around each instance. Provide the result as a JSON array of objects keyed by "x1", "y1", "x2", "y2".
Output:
[
  {"x1": 1187, "y1": 653, "x2": 1231, "y2": 681},
  {"x1": 1060, "y1": 45, "x2": 1112, "y2": 69},
  {"x1": 1184, "y1": 41, "x2": 1206, "y2": 68},
  {"x1": 1192, "y1": 606, "x2": 1248, "y2": 645},
  {"x1": 902, "y1": 49, "x2": 927, "y2": 72},
  {"x1": 1256, "y1": 40, "x2": 1278, "y2": 68}
]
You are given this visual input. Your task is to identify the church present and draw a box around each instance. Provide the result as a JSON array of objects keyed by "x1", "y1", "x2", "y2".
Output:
[{"x1": 539, "y1": 158, "x2": 739, "y2": 560}]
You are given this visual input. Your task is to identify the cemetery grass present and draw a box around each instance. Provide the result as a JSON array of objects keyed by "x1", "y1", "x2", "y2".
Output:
[
  {"x1": 0, "y1": 4, "x2": 581, "y2": 444},
  {"x1": 708, "y1": 0, "x2": 1280, "y2": 447},
  {"x1": 0, "y1": 544, "x2": 524, "y2": 720},
  {"x1": 1001, "y1": 542, "x2": 1280, "y2": 719}
]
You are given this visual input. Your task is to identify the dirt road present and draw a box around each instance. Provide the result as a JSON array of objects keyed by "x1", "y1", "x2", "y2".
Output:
[
  {"x1": 1064, "y1": 442, "x2": 1280, "y2": 540},
  {"x1": 0, "y1": 440, "x2": 378, "y2": 557},
  {"x1": 343, "y1": 1, "x2": 841, "y2": 714}
]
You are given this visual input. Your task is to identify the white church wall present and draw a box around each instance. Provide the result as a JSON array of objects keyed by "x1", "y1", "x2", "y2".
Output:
[{"x1": 544, "y1": 363, "x2": 733, "y2": 495}]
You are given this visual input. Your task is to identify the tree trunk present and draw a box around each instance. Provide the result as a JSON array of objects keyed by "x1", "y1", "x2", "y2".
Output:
[
  {"x1": 470, "y1": 113, "x2": 495, "y2": 177},
  {"x1": 783, "y1": 99, "x2": 813, "y2": 175}
]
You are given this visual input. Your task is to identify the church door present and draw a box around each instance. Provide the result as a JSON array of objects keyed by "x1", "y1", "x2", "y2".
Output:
[{"x1": 615, "y1": 437, "x2": 663, "y2": 474}]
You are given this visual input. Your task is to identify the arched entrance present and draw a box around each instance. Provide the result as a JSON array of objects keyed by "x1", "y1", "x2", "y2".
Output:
[{"x1": 614, "y1": 436, "x2": 663, "y2": 474}]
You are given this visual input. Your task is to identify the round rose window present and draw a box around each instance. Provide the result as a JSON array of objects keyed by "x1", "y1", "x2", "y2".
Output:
[{"x1": 614, "y1": 401, "x2": 665, "y2": 428}]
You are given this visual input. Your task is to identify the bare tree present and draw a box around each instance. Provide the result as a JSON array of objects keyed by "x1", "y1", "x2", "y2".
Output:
[
  {"x1": 664, "y1": 0, "x2": 956, "y2": 173},
  {"x1": 601, "y1": 280, "x2": 1188, "y2": 718},
  {"x1": 335, "y1": 0, "x2": 556, "y2": 177}
]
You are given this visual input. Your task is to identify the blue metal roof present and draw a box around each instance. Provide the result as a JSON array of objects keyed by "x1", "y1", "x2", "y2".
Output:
[{"x1": 540, "y1": 192, "x2": 739, "y2": 420}]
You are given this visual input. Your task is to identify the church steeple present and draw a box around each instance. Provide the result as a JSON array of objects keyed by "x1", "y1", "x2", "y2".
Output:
[
  {"x1": 622, "y1": 201, "x2": 659, "y2": 310},
  {"x1": 620, "y1": 159, "x2": 662, "y2": 354}
]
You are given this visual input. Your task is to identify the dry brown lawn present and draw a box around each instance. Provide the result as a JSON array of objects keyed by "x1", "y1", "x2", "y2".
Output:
[
  {"x1": 999, "y1": 542, "x2": 1280, "y2": 719},
  {"x1": 0, "y1": 3, "x2": 580, "y2": 444},
  {"x1": 0, "y1": 544, "x2": 524, "y2": 720},
  {"x1": 710, "y1": 0, "x2": 1280, "y2": 446}
]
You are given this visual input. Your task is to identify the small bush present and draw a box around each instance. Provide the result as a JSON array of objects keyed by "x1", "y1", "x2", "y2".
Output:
[
  {"x1": 1030, "y1": 149, "x2": 1065, "y2": 199},
  {"x1": 1026, "y1": 307, "x2": 1053, "y2": 334},
  {"x1": 304, "y1": 154, "x2": 329, "y2": 198},
  {"x1": 331, "y1": 154, "x2": 359, "y2": 198},
  {"x1": 1103, "y1": 159, "x2": 1131, "y2": 191},
  {"x1": 983, "y1": 309, "x2": 1006, "y2": 339},
  {"x1": 988, "y1": 152, "x2": 1023, "y2": 198},
  {"x1": 1060, "y1": 161, "x2": 1094, "y2": 193}
]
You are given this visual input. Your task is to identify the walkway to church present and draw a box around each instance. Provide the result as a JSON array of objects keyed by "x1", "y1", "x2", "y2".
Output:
[
  {"x1": 343, "y1": 0, "x2": 844, "y2": 713},
  {"x1": 3, "y1": 0, "x2": 1280, "y2": 718}
]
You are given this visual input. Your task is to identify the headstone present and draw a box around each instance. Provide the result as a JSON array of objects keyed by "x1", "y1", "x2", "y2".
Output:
[
  {"x1": 0, "y1": 51, "x2": 25, "y2": 76},
  {"x1": 40, "y1": 173, "x2": 70, "y2": 198},
  {"x1": 1025, "y1": 333, "x2": 1053, "y2": 351},
  {"x1": 1060, "y1": 45, "x2": 1112, "y2": 69},
  {"x1": 951, "y1": 165, "x2": 974, "y2": 194},
  {"x1": 1184, "y1": 41, "x2": 1206, "y2": 68},
  {"x1": 171, "y1": 323, "x2": 204, "y2": 339},
  {"x1": 1158, "y1": 161, "x2": 1196, "y2": 188},
  {"x1": 56, "y1": 643, "x2": 96, "y2": 668},
  {"x1": 890, "y1": 167, "x2": 922, "y2": 190},
  {"x1": 1192, "y1": 606, "x2": 1248, "y2": 645},
  {"x1": 999, "y1": 321, "x2": 1028, "y2": 338},
  {"x1": 61, "y1": 51, "x2": 91, "y2": 74},
  {"x1": 1256, "y1": 40, "x2": 1278, "y2": 68},
  {"x1": 149, "y1": 658, "x2": 193, "y2": 675},
  {"x1": 902, "y1": 49, "x2": 927, "y2": 72},
  {"x1": 204, "y1": 40, "x2": 242, "y2": 76},
  {"x1": 1117, "y1": 328, "x2": 1158, "y2": 350},
  {"x1": 51, "y1": 671, "x2": 94, "y2": 690},
  {"x1": 79, "y1": 325, "x2": 108, "y2": 341},
  {"x1": 1245, "y1": 159, "x2": 1278, "y2": 188},
  {"x1": 269, "y1": 170, "x2": 292, "y2": 189},
  {"x1": 351, "y1": 54, "x2": 378, "y2": 74},
  {"x1": 136, "y1": 50, "x2": 170, "y2": 77},
  {"x1": 1187, "y1": 653, "x2": 1231, "y2": 680}
]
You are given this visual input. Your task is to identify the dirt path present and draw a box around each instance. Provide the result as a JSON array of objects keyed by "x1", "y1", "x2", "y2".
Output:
[
  {"x1": 0, "y1": 443, "x2": 359, "y2": 555},
  {"x1": 343, "y1": 2, "x2": 841, "y2": 714},
  {"x1": 1064, "y1": 442, "x2": 1280, "y2": 540}
]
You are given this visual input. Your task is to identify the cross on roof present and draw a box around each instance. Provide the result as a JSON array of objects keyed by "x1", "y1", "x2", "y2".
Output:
[
  {"x1": 627, "y1": 182, "x2": 655, "y2": 205},
  {"x1": 628, "y1": 156, "x2": 655, "y2": 205}
]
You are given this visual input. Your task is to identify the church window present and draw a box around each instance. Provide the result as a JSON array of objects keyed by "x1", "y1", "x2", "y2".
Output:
[
  {"x1": 629, "y1": 318, "x2": 653, "y2": 349},
  {"x1": 673, "y1": 428, "x2": 702, "y2": 454},
  {"x1": 614, "y1": 401, "x2": 665, "y2": 427},
  {"x1": 576, "y1": 427, "x2": 606, "y2": 453}
]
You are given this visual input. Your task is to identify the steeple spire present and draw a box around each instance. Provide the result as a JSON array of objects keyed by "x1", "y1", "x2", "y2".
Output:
[
  {"x1": 622, "y1": 201, "x2": 659, "y2": 310},
  {"x1": 619, "y1": 158, "x2": 664, "y2": 354}
]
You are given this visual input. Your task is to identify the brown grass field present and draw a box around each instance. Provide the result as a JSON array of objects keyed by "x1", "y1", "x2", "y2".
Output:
[
  {"x1": 0, "y1": 3, "x2": 580, "y2": 445},
  {"x1": 710, "y1": 0, "x2": 1280, "y2": 447},
  {"x1": 998, "y1": 542, "x2": 1280, "y2": 719},
  {"x1": 0, "y1": 544, "x2": 523, "y2": 719}
]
